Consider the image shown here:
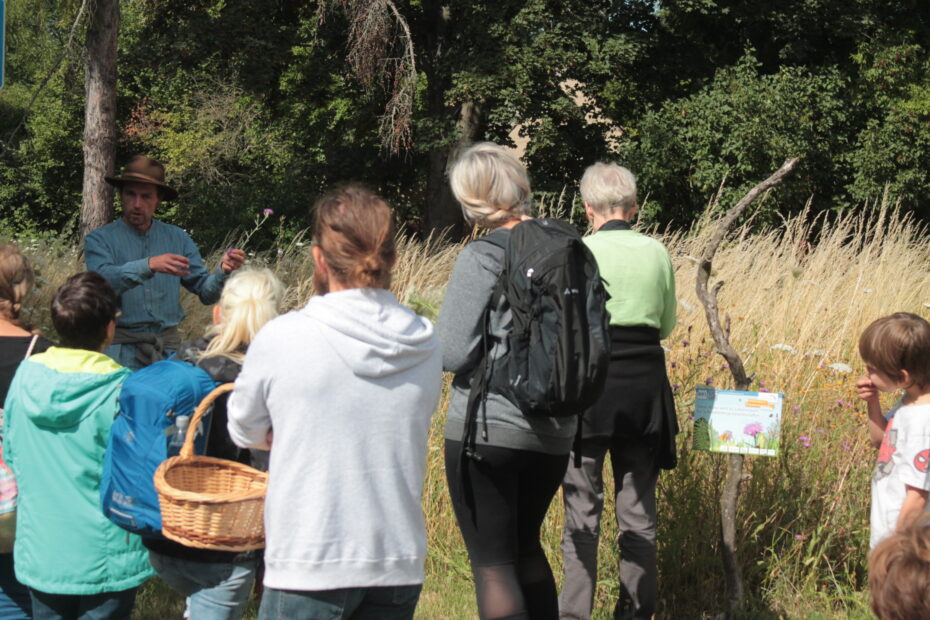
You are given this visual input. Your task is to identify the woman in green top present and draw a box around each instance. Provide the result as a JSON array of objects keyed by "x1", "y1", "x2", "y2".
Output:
[{"x1": 558, "y1": 163, "x2": 678, "y2": 620}]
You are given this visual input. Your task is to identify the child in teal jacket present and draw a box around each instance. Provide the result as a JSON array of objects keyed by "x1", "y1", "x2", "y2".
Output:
[{"x1": 2, "y1": 272, "x2": 152, "y2": 619}]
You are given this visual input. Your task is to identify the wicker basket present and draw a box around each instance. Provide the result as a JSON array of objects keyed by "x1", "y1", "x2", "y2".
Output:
[{"x1": 154, "y1": 383, "x2": 268, "y2": 551}]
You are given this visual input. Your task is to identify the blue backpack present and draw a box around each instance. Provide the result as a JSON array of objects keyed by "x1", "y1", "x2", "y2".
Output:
[{"x1": 101, "y1": 359, "x2": 218, "y2": 537}]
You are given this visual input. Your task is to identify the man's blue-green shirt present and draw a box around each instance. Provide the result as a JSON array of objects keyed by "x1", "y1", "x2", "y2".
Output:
[{"x1": 84, "y1": 218, "x2": 226, "y2": 332}]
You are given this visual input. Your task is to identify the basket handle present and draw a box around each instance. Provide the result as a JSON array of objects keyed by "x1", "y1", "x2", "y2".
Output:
[{"x1": 180, "y1": 383, "x2": 235, "y2": 458}]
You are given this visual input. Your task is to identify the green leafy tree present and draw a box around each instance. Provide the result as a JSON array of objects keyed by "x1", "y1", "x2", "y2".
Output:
[
  {"x1": 622, "y1": 54, "x2": 851, "y2": 226},
  {"x1": 848, "y1": 43, "x2": 930, "y2": 217}
]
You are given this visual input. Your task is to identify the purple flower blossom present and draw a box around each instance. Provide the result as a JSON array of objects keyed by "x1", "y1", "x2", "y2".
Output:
[
  {"x1": 263, "y1": 208, "x2": 274, "y2": 215},
  {"x1": 744, "y1": 423, "x2": 763, "y2": 437}
]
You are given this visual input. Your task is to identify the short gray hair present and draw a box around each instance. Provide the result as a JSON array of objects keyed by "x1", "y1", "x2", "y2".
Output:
[
  {"x1": 579, "y1": 162, "x2": 637, "y2": 215},
  {"x1": 449, "y1": 142, "x2": 532, "y2": 226}
]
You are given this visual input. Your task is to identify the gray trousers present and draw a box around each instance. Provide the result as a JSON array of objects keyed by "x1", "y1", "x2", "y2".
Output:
[{"x1": 559, "y1": 440, "x2": 658, "y2": 620}]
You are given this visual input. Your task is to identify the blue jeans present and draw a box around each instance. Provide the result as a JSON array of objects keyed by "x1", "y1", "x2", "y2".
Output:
[
  {"x1": 30, "y1": 588, "x2": 137, "y2": 620},
  {"x1": 258, "y1": 584, "x2": 422, "y2": 620},
  {"x1": 0, "y1": 552, "x2": 31, "y2": 619},
  {"x1": 149, "y1": 552, "x2": 257, "y2": 620}
]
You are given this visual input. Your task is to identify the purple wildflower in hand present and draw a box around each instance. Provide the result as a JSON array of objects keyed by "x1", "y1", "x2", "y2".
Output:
[{"x1": 744, "y1": 423, "x2": 763, "y2": 437}]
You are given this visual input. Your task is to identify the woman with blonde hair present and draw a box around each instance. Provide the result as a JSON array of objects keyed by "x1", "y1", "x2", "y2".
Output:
[
  {"x1": 145, "y1": 267, "x2": 284, "y2": 620},
  {"x1": 228, "y1": 185, "x2": 442, "y2": 620},
  {"x1": 0, "y1": 243, "x2": 52, "y2": 619},
  {"x1": 437, "y1": 142, "x2": 573, "y2": 620}
]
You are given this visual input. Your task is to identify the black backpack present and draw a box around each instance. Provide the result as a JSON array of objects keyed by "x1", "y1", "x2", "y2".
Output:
[{"x1": 462, "y1": 218, "x2": 610, "y2": 458}]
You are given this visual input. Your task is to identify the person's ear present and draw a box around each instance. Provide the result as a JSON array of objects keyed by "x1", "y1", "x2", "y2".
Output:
[
  {"x1": 212, "y1": 305, "x2": 222, "y2": 326},
  {"x1": 102, "y1": 319, "x2": 116, "y2": 352},
  {"x1": 583, "y1": 202, "x2": 593, "y2": 221},
  {"x1": 312, "y1": 245, "x2": 328, "y2": 276}
]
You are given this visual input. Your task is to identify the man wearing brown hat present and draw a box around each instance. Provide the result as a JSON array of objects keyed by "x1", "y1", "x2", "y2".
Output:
[{"x1": 84, "y1": 155, "x2": 245, "y2": 369}]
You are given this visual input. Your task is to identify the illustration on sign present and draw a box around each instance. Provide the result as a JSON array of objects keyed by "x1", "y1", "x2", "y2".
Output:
[{"x1": 692, "y1": 387, "x2": 783, "y2": 457}]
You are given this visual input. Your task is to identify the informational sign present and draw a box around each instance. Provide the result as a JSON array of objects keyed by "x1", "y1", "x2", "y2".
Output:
[{"x1": 692, "y1": 387, "x2": 783, "y2": 457}]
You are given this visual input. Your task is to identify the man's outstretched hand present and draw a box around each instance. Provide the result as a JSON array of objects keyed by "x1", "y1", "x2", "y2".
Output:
[
  {"x1": 148, "y1": 253, "x2": 190, "y2": 277},
  {"x1": 222, "y1": 248, "x2": 246, "y2": 274}
]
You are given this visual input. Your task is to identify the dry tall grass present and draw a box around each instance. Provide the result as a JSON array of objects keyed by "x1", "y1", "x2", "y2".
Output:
[{"x1": 5, "y1": 200, "x2": 924, "y2": 619}]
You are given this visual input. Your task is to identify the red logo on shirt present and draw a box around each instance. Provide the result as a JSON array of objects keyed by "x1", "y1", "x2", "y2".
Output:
[{"x1": 915, "y1": 449, "x2": 930, "y2": 473}]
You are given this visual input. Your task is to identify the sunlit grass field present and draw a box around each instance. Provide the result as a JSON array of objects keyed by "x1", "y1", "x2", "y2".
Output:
[{"x1": 8, "y1": 200, "x2": 926, "y2": 618}]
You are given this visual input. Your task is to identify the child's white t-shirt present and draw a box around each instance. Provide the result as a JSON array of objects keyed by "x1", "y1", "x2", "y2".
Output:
[{"x1": 871, "y1": 401, "x2": 930, "y2": 548}]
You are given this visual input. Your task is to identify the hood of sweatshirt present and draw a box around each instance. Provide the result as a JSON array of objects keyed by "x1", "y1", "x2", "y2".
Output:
[
  {"x1": 301, "y1": 288, "x2": 437, "y2": 378},
  {"x1": 10, "y1": 347, "x2": 130, "y2": 430}
]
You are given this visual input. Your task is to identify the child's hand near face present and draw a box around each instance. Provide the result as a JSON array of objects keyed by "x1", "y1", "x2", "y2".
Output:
[
  {"x1": 857, "y1": 376, "x2": 880, "y2": 404},
  {"x1": 858, "y1": 375, "x2": 888, "y2": 447}
]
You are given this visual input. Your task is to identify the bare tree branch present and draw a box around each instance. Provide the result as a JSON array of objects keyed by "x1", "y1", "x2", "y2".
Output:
[
  {"x1": 693, "y1": 157, "x2": 799, "y2": 617},
  {"x1": 322, "y1": 0, "x2": 417, "y2": 153}
]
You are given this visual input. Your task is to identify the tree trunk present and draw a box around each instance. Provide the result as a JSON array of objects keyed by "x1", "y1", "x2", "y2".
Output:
[
  {"x1": 80, "y1": 0, "x2": 120, "y2": 240},
  {"x1": 420, "y1": 1, "x2": 485, "y2": 238},
  {"x1": 425, "y1": 100, "x2": 484, "y2": 237}
]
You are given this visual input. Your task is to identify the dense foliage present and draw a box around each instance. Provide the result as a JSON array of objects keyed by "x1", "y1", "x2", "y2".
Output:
[{"x1": 2, "y1": 0, "x2": 930, "y2": 244}]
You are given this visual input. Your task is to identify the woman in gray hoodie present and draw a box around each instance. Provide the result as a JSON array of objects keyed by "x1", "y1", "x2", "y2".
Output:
[
  {"x1": 438, "y1": 143, "x2": 575, "y2": 620},
  {"x1": 228, "y1": 186, "x2": 442, "y2": 620}
]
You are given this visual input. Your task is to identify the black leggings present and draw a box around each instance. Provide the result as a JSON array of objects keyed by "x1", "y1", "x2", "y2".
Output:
[{"x1": 445, "y1": 439, "x2": 569, "y2": 620}]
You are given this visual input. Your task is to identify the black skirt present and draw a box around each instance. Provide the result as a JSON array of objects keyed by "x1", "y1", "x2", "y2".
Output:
[{"x1": 583, "y1": 325, "x2": 678, "y2": 469}]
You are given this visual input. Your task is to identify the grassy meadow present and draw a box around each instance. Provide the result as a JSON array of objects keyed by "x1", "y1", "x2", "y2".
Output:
[{"x1": 8, "y1": 200, "x2": 929, "y2": 619}]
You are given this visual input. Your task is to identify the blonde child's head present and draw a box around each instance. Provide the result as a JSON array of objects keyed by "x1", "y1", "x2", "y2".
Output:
[
  {"x1": 200, "y1": 267, "x2": 285, "y2": 363},
  {"x1": 859, "y1": 313, "x2": 930, "y2": 390},
  {"x1": 869, "y1": 515, "x2": 930, "y2": 620}
]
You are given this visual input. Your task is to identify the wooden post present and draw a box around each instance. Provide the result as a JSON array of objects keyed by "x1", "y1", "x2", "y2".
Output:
[
  {"x1": 694, "y1": 157, "x2": 799, "y2": 616},
  {"x1": 80, "y1": 0, "x2": 120, "y2": 239}
]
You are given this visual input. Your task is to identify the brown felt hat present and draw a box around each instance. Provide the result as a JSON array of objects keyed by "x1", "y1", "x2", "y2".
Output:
[{"x1": 105, "y1": 155, "x2": 178, "y2": 201}]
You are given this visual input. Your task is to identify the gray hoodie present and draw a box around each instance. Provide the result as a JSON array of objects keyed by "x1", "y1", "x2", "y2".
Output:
[
  {"x1": 437, "y1": 228, "x2": 577, "y2": 454},
  {"x1": 227, "y1": 288, "x2": 442, "y2": 591}
]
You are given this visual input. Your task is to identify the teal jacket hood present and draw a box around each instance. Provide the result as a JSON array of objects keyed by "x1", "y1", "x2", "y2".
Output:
[{"x1": 14, "y1": 348, "x2": 131, "y2": 430}]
